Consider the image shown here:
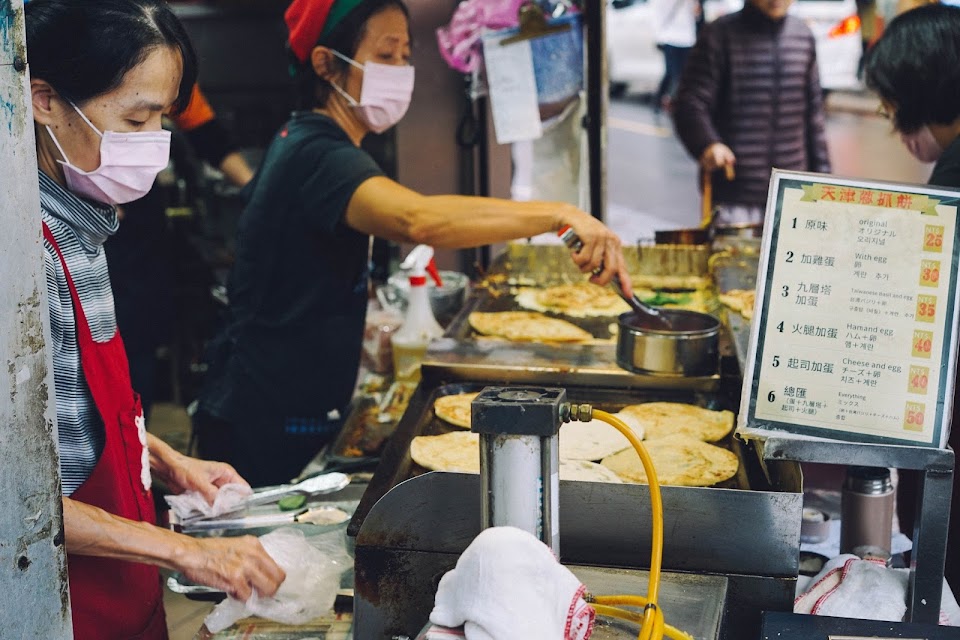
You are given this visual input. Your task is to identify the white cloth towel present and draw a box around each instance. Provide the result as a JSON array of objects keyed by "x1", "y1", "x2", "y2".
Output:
[
  {"x1": 795, "y1": 554, "x2": 907, "y2": 621},
  {"x1": 164, "y1": 482, "x2": 252, "y2": 520},
  {"x1": 795, "y1": 554, "x2": 960, "y2": 626},
  {"x1": 430, "y1": 527, "x2": 594, "y2": 640}
]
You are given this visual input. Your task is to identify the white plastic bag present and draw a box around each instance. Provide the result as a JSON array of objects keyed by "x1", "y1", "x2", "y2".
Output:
[
  {"x1": 165, "y1": 482, "x2": 252, "y2": 520},
  {"x1": 204, "y1": 527, "x2": 352, "y2": 633}
]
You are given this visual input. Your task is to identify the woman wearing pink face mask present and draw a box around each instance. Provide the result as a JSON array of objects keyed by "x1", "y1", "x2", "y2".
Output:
[
  {"x1": 193, "y1": 0, "x2": 634, "y2": 487},
  {"x1": 27, "y1": 2, "x2": 285, "y2": 637},
  {"x1": 864, "y1": 3, "x2": 960, "y2": 592}
]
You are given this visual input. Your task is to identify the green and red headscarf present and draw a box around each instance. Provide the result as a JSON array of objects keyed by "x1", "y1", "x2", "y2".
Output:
[{"x1": 285, "y1": 0, "x2": 367, "y2": 63}]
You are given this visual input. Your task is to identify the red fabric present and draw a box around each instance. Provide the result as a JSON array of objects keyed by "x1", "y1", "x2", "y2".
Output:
[
  {"x1": 43, "y1": 223, "x2": 167, "y2": 640},
  {"x1": 285, "y1": 0, "x2": 336, "y2": 63}
]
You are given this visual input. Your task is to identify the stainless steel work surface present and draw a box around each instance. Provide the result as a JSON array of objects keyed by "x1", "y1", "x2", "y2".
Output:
[
  {"x1": 423, "y1": 337, "x2": 722, "y2": 391},
  {"x1": 571, "y1": 565, "x2": 727, "y2": 640}
]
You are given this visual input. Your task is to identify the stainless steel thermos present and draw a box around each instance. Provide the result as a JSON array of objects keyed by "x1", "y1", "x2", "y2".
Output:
[{"x1": 840, "y1": 466, "x2": 895, "y2": 556}]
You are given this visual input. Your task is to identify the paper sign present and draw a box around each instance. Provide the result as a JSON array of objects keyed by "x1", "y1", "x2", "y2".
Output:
[
  {"x1": 481, "y1": 33, "x2": 543, "y2": 144},
  {"x1": 740, "y1": 171, "x2": 960, "y2": 447}
]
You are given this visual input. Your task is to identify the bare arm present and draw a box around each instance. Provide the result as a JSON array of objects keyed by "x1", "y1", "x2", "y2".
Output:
[
  {"x1": 218, "y1": 151, "x2": 255, "y2": 188},
  {"x1": 63, "y1": 497, "x2": 284, "y2": 600},
  {"x1": 344, "y1": 176, "x2": 633, "y2": 294},
  {"x1": 147, "y1": 433, "x2": 247, "y2": 503}
]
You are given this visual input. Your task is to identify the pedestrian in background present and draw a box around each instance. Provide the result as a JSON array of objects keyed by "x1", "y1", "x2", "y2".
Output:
[
  {"x1": 672, "y1": 0, "x2": 831, "y2": 226},
  {"x1": 652, "y1": 0, "x2": 699, "y2": 113}
]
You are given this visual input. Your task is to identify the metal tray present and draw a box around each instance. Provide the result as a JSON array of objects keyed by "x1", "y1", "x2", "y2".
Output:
[
  {"x1": 348, "y1": 376, "x2": 761, "y2": 537},
  {"x1": 325, "y1": 381, "x2": 417, "y2": 464},
  {"x1": 710, "y1": 251, "x2": 761, "y2": 373}
]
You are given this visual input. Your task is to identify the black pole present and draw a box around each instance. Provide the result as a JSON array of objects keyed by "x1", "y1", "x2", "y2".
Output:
[
  {"x1": 476, "y1": 94, "x2": 492, "y2": 272},
  {"x1": 584, "y1": 0, "x2": 607, "y2": 221}
]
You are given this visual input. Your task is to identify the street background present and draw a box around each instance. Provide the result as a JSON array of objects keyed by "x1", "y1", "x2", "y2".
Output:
[{"x1": 606, "y1": 91, "x2": 933, "y2": 241}]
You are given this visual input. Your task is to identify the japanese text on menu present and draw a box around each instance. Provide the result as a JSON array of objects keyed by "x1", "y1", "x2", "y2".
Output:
[{"x1": 752, "y1": 179, "x2": 959, "y2": 446}]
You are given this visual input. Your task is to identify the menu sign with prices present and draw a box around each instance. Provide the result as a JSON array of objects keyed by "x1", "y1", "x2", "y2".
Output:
[{"x1": 740, "y1": 170, "x2": 960, "y2": 447}]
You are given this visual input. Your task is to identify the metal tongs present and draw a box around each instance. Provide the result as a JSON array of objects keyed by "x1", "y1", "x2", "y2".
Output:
[
  {"x1": 171, "y1": 472, "x2": 351, "y2": 533},
  {"x1": 558, "y1": 226, "x2": 673, "y2": 330},
  {"x1": 243, "y1": 472, "x2": 351, "y2": 507}
]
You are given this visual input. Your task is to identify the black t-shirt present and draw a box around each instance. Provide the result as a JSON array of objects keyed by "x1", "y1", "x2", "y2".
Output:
[
  {"x1": 202, "y1": 112, "x2": 383, "y2": 422},
  {"x1": 929, "y1": 136, "x2": 960, "y2": 190}
]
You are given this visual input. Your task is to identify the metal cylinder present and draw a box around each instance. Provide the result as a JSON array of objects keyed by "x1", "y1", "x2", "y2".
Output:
[
  {"x1": 473, "y1": 387, "x2": 565, "y2": 555},
  {"x1": 840, "y1": 466, "x2": 895, "y2": 556},
  {"x1": 482, "y1": 435, "x2": 543, "y2": 536}
]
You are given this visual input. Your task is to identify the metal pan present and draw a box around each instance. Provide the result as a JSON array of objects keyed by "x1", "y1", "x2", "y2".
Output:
[
  {"x1": 653, "y1": 227, "x2": 711, "y2": 245},
  {"x1": 616, "y1": 309, "x2": 720, "y2": 376}
]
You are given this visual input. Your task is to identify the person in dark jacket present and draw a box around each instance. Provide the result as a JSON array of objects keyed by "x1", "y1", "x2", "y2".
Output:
[
  {"x1": 864, "y1": 3, "x2": 960, "y2": 591},
  {"x1": 672, "y1": 0, "x2": 832, "y2": 225}
]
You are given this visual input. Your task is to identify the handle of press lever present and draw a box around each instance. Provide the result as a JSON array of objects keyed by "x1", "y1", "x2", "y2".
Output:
[
  {"x1": 701, "y1": 164, "x2": 736, "y2": 229},
  {"x1": 700, "y1": 172, "x2": 713, "y2": 229}
]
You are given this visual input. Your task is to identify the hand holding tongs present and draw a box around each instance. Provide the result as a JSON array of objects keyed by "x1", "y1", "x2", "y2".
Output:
[{"x1": 558, "y1": 226, "x2": 672, "y2": 330}]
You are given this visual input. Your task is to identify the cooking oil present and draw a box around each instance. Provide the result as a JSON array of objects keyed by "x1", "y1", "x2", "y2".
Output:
[{"x1": 391, "y1": 340, "x2": 429, "y2": 382}]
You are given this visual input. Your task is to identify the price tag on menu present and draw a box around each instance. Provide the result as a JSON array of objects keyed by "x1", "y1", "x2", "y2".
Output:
[{"x1": 740, "y1": 171, "x2": 960, "y2": 447}]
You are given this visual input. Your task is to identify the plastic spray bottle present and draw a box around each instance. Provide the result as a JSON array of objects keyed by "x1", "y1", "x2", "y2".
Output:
[{"x1": 390, "y1": 245, "x2": 444, "y2": 381}]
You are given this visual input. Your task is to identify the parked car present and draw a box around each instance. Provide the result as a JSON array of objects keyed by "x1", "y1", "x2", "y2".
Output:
[{"x1": 607, "y1": 0, "x2": 863, "y2": 96}]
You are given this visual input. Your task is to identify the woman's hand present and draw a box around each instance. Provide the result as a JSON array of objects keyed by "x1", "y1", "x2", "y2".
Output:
[
  {"x1": 176, "y1": 535, "x2": 286, "y2": 601},
  {"x1": 63, "y1": 497, "x2": 284, "y2": 602},
  {"x1": 560, "y1": 207, "x2": 634, "y2": 297},
  {"x1": 147, "y1": 433, "x2": 248, "y2": 504}
]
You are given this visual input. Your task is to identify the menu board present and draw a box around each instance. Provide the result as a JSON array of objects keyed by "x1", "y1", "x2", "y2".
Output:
[{"x1": 740, "y1": 171, "x2": 960, "y2": 447}]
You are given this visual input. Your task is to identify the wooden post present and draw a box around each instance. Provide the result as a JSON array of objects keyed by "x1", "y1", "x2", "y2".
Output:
[{"x1": 0, "y1": 0, "x2": 73, "y2": 636}]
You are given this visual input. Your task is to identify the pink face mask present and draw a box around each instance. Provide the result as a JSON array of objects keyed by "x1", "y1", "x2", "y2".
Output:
[
  {"x1": 329, "y1": 50, "x2": 415, "y2": 134},
  {"x1": 46, "y1": 102, "x2": 171, "y2": 205},
  {"x1": 900, "y1": 126, "x2": 944, "y2": 164}
]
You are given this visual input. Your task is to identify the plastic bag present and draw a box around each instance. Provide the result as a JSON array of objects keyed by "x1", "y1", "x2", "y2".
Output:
[
  {"x1": 204, "y1": 527, "x2": 352, "y2": 633},
  {"x1": 165, "y1": 482, "x2": 252, "y2": 520}
]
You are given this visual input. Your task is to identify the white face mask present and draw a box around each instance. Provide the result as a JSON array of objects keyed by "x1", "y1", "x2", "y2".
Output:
[
  {"x1": 900, "y1": 126, "x2": 944, "y2": 164},
  {"x1": 328, "y1": 50, "x2": 415, "y2": 134},
  {"x1": 46, "y1": 101, "x2": 171, "y2": 205}
]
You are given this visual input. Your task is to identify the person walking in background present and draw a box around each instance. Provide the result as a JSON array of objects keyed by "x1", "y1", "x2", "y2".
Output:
[
  {"x1": 652, "y1": 0, "x2": 699, "y2": 113},
  {"x1": 672, "y1": 0, "x2": 831, "y2": 226}
]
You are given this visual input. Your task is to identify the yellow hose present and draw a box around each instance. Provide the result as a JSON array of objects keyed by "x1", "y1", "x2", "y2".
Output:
[
  {"x1": 590, "y1": 604, "x2": 692, "y2": 640},
  {"x1": 588, "y1": 410, "x2": 694, "y2": 640}
]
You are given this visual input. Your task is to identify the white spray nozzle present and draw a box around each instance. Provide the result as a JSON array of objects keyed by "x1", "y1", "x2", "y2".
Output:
[{"x1": 400, "y1": 245, "x2": 443, "y2": 287}]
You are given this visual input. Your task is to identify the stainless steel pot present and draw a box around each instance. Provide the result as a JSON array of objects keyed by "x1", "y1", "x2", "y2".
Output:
[{"x1": 616, "y1": 309, "x2": 720, "y2": 376}]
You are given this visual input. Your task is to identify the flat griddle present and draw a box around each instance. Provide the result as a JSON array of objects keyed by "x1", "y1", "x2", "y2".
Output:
[{"x1": 348, "y1": 372, "x2": 763, "y2": 537}]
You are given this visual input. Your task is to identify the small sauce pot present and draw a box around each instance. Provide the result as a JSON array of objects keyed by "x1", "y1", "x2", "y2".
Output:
[{"x1": 616, "y1": 309, "x2": 720, "y2": 376}]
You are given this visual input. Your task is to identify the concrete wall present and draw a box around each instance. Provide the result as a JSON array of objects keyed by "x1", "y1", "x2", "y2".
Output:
[{"x1": 0, "y1": 0, "x2": 72, "y2": 636}]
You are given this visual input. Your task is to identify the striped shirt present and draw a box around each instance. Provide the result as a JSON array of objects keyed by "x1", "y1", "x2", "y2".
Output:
[{"x1": 39, "y1": 171, "x2": 120, "y2": 496}]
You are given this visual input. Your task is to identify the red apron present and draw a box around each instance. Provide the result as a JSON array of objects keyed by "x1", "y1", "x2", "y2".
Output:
[{"x1": 44, "y1": 223, "x2": 167, "y2": 640}]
